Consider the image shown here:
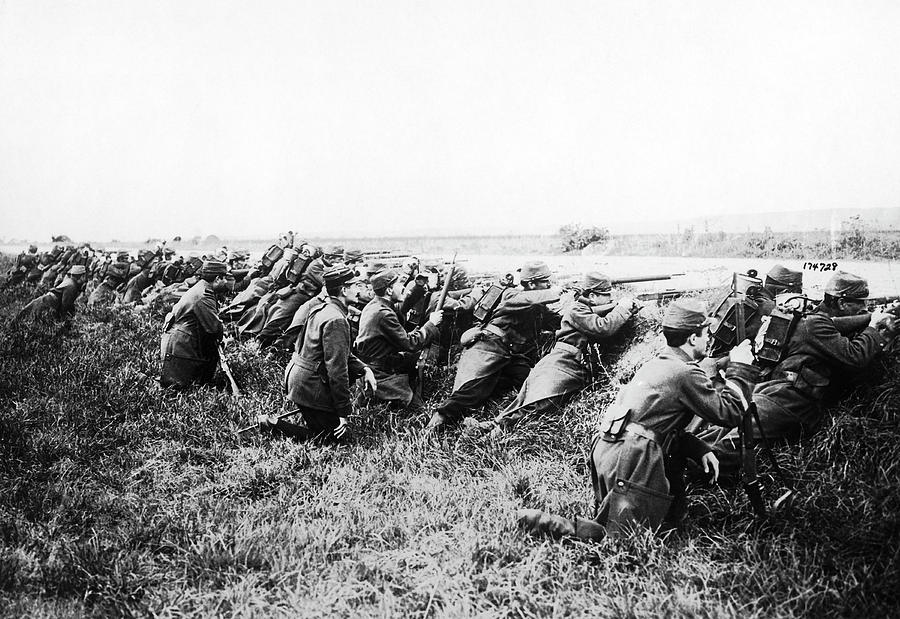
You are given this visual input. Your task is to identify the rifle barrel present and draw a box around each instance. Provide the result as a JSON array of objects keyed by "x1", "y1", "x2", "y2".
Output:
[{"x1": 612, "y1": 273, "x2": 685, "y2": 285}]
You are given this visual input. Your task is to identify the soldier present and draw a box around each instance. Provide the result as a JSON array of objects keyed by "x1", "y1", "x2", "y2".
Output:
[
  {"x1": 159, "y1": 260, "x2": 230, "y2": 390},
  {"x1": 255, "y1": 245, "x2": 339, "y2": 348},
  {"x1": 354, "y1": 269, "x2": 443, "y2": 410},
  {"x1": 703, "y1": 271, "x2": 893, "y2": 476},
  {"x1": 423, "y1": 261, "x2": 561, "y2": 434},
  {"x1": 1, "y1": 244, "x2": 39, "y2": 291},
  {"x1": 490, "y1": 272, "x2": 641, "y2": 433},
  {"x1": 121, "y1": 263, "x2": 157, "y2": 305},
  {"x1": 518, "y1": 299, "x2": 758, "y2": 540},
  {"x1": 257, "y1": 265, "x2": 377, "y2": 442},
  {"x1": 15, "y1": 264, "x2": 87, "y2": 322},
  {"x1": 87, "y1": 258, "x2": 129, "y2": 307}
]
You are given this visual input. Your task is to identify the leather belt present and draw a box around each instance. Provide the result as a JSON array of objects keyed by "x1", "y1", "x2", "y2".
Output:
[{"x1": 624, "y1": 422, "x2": 664, "y2": 445}]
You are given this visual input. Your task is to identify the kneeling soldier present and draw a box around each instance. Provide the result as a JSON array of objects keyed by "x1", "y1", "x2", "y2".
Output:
[
  {"x1": 259, "y1": 266, "x2": 377, "y2": 442},
  {"x1": 159, "y1": 260, "x2": 230, "y2": 390},
  {"x1": 519, "y1": 299, "x2": 758, "y2": 540},
  {"x1": 354, "y1": 268, "x2": 443, "y2": 410}
]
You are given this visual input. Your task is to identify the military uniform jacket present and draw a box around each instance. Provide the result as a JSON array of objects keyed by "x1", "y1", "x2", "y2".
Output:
[
  {"x1": 354, "y1": 295, "x2": 438, "y2": 403},
  {"x1": 590, "y1": 347, "x2": 758, "y2": 533},
  {"x1": 284, "y1": 297, "x2": 367, "y2": 418},
  {"x1": 452, "y1": 287, "x2": 560, "y2": 389},
  {"x1": 17, "y1": 275, "x2": 83, "y2": 321},
  {"x1": 754, "y1": 309, "x2": 887, "y2": 427},
  {"x1": 503, "y1": 300, "x2": 634, "y2": 411},
  {"x1": 121, "y1": 271, "x2": 152, "y2": 304},
  {"x1": 355, "y1": 296, "x2": 438, "y2": 367},
  {"x1": 160, "y1": 280, "x2": 223, "y2": 365}
]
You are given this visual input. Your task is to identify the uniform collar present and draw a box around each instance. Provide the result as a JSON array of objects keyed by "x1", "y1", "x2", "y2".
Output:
[
  {"x1": 661, "y1": 345, "x2": 695, "y2": 364},
  {"x1": 327, "y1": 296, "x2": 349, "y2": 314}
]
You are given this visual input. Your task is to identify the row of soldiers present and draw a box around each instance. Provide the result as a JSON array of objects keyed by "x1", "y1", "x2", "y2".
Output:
[
  {"x1": 6, "y1": 239, "x2": 896, "y2": 540},
  {"x1": 5, "y1": 241, "x2": 253, "y2": 321}
]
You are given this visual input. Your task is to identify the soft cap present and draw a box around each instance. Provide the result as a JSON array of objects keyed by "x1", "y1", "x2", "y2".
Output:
[
  {"x1": 662, "y1": 298, "x2": 712, "y2": 330},
  {"x1": 518, "y1": 261, "x2": 551, "y2": 283},
  {"x1": 824, "y1": 271, "x2": 870, "y2": 299}
]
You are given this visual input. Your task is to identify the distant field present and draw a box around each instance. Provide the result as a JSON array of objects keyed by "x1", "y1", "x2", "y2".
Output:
[{"x1": 5, "y1": 225, "x2": 900, "y2": 262}]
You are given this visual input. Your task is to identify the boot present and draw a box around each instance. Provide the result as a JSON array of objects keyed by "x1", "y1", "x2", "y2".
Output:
[
  {"x1": 516, "y1": 509, "x2": 575, "y2": 538},
  {"x1": 573, "y1": 516, "x2": 606, "y2": 541}
]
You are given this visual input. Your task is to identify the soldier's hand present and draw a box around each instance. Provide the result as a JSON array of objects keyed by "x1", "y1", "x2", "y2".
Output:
[
  {"x1": 334, "y1": 417, "x2": 350, "y2": 439},
  {"x1": 869, "y1": 311, "x2": 892, "y2": 330},
  {"x1": 701, "y1": 451, "x2": 720, "y2": 483},
  {"x1": 429, "y1": 310, "x2": 444, "y2": 326},
  {"x1": 729, "y1": 339, "x2": 755, "y2": 365},
  {"x1": 618, "y1": 296, "x2": 639, "y2": 312},
  {"x1": 363, "y1": 367, "x2": 378, "y2": 393}
]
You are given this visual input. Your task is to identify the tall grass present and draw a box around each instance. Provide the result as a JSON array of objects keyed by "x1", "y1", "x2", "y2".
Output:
[{"x1": 0, "y1": 263, "x2": 898, "y2": 616}]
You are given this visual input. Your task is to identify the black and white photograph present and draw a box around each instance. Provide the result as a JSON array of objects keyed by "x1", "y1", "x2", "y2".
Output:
[{"x1": 1, "y1": 1, "x2": 898, "y2": 616}]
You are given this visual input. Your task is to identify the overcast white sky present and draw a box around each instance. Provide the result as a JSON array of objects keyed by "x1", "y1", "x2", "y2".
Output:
[{"x1": 1, "y1": 1, "x2": 899, "y2": 242}]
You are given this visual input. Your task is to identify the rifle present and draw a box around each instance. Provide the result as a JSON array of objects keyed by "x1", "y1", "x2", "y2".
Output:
[
  {"x1": 218, "y1": 344, "x2": 241, "y2": 396},
  {"x1": 613, "y1": 273, "x2": 685, "y2": 284},
  {"x1": 237, "y1": 403, "x2": 300, "y2": 434},
  {"x1": 635, "y1": 288, "x2": 709, "y2": 303},
  {"x1": 733, "y1": 300, "x2": 766, "y2": 518},
  {"x1": 729, "y1": 273, "x2": 794, "y2": 517},
  {"x1": 560, "y1": 272, "x2": 685, "y2": 293},
  {"x1": 415, "y1": 252, "x2": 457, "y2": 399}
]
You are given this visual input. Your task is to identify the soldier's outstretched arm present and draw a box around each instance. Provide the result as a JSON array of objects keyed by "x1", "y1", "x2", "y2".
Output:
[
  {"x1": 569, "y1": 299, "x2": 634, "y2": 339},
  {"x1": 807, "y1": 314, "x2": 888, "y2": 369}
]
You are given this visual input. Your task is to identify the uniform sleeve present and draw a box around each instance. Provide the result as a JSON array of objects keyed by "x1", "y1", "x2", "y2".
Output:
[
  {"x1": 194, "y1": 293, "x2": 224, "y2": 337},
  {"x1": 806, "y1": 315, "x2": 886, "y2": 369},
  {"x1": 679, "y1": 432, "x2": 714, "y2": 463},
  {"x1": 569, "y1": 302, "x2": 633, "y2": 339},
  {"x1": 498, "y1": 288, "x2": 561, "y2": 312},
  {"x1": 322, "y1": 316, "x2": 354, "y2": 417},
  {"x1": 57, "y1": 280, "x2": 82, "y2": 316},
  {"x1": 348, "y1": 352, "x2": 367, "y2": 380},
  {"x1": 377, "y1": 306, "x2": 438, "y2": 352},
  {"x1": 680, "y1": 362, "x2": 758, "y2": 429}
]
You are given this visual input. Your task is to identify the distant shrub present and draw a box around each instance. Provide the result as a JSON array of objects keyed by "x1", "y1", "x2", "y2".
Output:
[{"x1": 558, "y1": 224, "x2": 609, "y2": 253}]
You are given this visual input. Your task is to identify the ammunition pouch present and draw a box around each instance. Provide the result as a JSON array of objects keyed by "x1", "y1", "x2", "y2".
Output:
[
  {"x1": 460, "y1": 326, "x2": 483, "y2": 348},
  {"x1": 774, "y1": 366, "x2": 829, "y2": 398},
  {"x1": 275, "y1": 285, "x2": 295, "y2": 300}
]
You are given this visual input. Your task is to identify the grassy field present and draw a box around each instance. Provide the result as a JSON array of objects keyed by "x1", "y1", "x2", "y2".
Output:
[
  {"x1": 599, "y1": 227, "x2": 900, "y2": 261},
  {"x1": 1, "y1": 259, "x2": 899, "y2": 617}
]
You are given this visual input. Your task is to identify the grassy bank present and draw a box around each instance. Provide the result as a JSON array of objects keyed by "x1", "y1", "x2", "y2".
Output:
[{"x1": 1, "y1": 266, "x2": 898, "y2": 616}]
